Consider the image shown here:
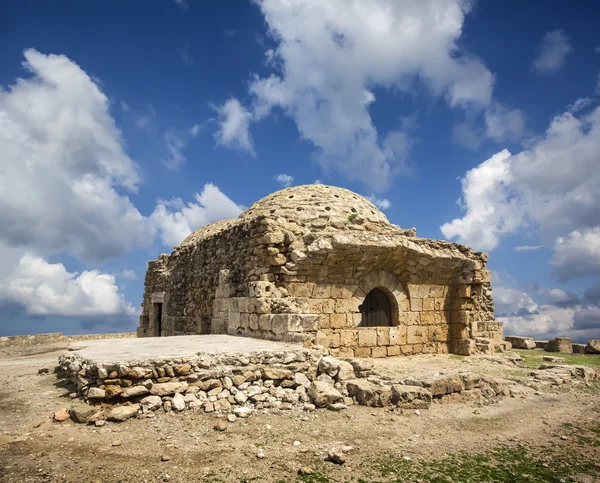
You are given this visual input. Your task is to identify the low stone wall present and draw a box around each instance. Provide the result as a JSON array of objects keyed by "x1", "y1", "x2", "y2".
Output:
[
  {"x1": 55, "y1": 346, "x2": 598, "y2": 425},
  {"x1": 0, "y1": 332, "x2": 136, "y2": 348}
]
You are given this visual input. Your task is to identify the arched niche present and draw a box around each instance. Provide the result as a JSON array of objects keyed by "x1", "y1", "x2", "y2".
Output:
[{"x1": 352, "y1": 270, "x2": 407, "y2": 327}]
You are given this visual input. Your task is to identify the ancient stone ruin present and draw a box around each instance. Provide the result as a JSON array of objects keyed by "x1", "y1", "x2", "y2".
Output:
[{"x1": 138, "y1": 184, "x2": 503, "y2": 356}]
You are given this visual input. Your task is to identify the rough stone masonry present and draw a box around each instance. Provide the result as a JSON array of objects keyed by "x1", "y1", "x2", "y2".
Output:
[{"x1": 138, "y1": 184, "x2": 503, "y2": 356}]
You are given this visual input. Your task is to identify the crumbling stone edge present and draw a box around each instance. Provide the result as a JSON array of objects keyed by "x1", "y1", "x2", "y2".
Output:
[{"x1": 56, "y1": 350, "x2": 598, "y2": 425}]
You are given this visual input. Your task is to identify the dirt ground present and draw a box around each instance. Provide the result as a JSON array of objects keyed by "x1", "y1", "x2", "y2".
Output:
[{"x1": 0, "y1": 344, "x2": 599, "y2": 482}]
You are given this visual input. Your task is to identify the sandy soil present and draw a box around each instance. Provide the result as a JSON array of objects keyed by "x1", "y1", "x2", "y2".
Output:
[{"x1": 0, "y1": 345, "x2": 598, "y2": 482}]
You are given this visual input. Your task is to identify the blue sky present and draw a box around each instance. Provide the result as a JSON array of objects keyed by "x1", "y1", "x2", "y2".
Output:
[{"x1": 1, "y1": 0, "x2": 599, "y2": 342}]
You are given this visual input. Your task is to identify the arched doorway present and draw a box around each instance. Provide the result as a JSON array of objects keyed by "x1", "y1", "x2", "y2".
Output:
[{"x1": 359, "y1": 288, "x2": 392, "y2": 327}]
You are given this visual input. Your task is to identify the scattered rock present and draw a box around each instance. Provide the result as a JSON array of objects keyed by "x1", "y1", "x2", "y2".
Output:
[
  {"x1": 161, "y1": 455, "x2": 171, "y2": 462},
  {"x1": 140, "y1": 395, "x2": 162, "y2": 413},
  {"x1": 543, "y1": 356, "x2": 565, "y2": 363},
  {"x1": 53, "y1": 408, "x2": 70, "y2": 422},
  {"x1": 214, "y1": 421, "x2": 227, "y2": 432},
  {"x1": 233, "y1": 407, "x2": 253, "y2": 418},
  {"x1": 327, "y1": 403, "x2": 347, "y2": 411},
  {"x1": 37, "y1": 367, "x2": 50, "y2": 375},
  {"x1": 171, "y1": 393, "x2": 186, "y2": 412},
  {"x1": 150, "y1": 382, "x2": 188, "y2": 396},
  {"x1": 227, "y1": 414, "x2": 237, "y2": 423},
  {"x1": 87, "y1": 387, "x2": 106, "y2": 399},
  {"x1": 318, "y1": 357, "x2": 340, "y2": 378},
  {"x1": 257, "y1": 448, "x2": 265, "y2": 459},
  {"x1": 307, "y1": 381, "x2": 343, "y2": 408},
  {"x1": 69, "y1": 404, "x2": 100, "y2": 424},
  {"x1": 107, "y1": 405, "x2": 139, "y2": 422},
  {"x1": 95, "y1": 420, "x2": 106, "y2": 427},
  {"x1": 326, "y1": 449, "x2": 345, "y2": 465},
  {"x1": 336, "y1": 360, "x2": 356, "y2": 381},
  {"x1": 121, "y1": 385, "x2": 149, "y2": 398},
  {"x1": 111, "y1": 440, "x2": 122, "y2": 447},
  {"x1": 298, "y1": 467, "x2": 314, "y2": 475}
]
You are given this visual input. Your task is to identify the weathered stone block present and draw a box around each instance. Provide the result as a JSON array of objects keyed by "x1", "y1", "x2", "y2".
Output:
[
  {"x1": 410, "y1": 298, "x2": 422, "y2": 311},
  {"x1": 389, "y1": 326, "x2": 407, "y2": 345},
  {"x1": 587, "y1": 340, "x2": 600, "y2": 354},
  {"x1": 546, "y1": 337, "x2": 573, "y2": 354},
  {"x1": 420, "y1": 312, "x2": 436, "y2": 325},
  {"x1": 288, "y1": 282, "x2": 314, "y2": 297},
  {"x1": 387, "y1": 345, "x2": 401, "y2": 356},
  {"x1": 313, "y1": 284, "x2": 331, "y2": 298},
  {"x1": 329, "y1": 313, "x2": 347, "y2": 329},
  {"x1": 423, "y1": 375, "x2": 464, "y2": 396},
  {"x1": 346, "y1": 379, "x2": 392, "y2": 407},
  {"x1": 354, "y1": 347, "x2": 371, "y2": 357},
  {"x1": 429, "y1": 285, "x2": 445, "y2": 298},
  {"x1": 326, "y1": 332, "x2": 341, "y2": 348},
  {"x1": 358, "y1": 329, "x2": 377, "y2": 347},
  {"x1": 372, "y1": 346, "x2": 387, "y2": 358},
  {"x1": 376, "y1": 327, "x2": 390, "y2": 346},
  {"x1": 504, "y1": 336, "x2": 536, "y2": 350},
  {"x1": 391, "y1": 385, "x2": 432, "y2": 409},
  {"x1": 340, "y1": 329, "x2": 358, "y2": 347},
  {"x1": 406, "y1": 326, "x2": 427, "y2": 344}
]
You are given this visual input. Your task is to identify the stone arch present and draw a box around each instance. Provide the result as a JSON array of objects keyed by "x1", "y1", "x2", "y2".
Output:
[{"x1": 352, "y1": 270, "x2": 407, "y2": 327}]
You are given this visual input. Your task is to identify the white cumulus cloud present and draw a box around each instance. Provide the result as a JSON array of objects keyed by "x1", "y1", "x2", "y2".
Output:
[
  {"x1": 213, "y1": 98, "x2": 255, "y2": 156},
  {"x1": 1, "y1": 254, "x2": 135, "y2": 316},
  {"x1": 441, "y1": 102, "x2": 600, "y2": 282},
  {"x1": 0, "y1": 48, "x2": 151, "y2": 264},
  {"x1": 366, "y1": 195, "x2": 391, "y2": 211},
  {"x1": 217, "y1": 0, "x2": 498, "y2": 190},
  {"x1": 151, "y1": 183, "x2": 245, "y2": 247},
  {"x1": 274, "y1": 174, "x2": 294, "y2": 188},
  {"x1": 531, "y1": 30, "x2": 573, "y2": 74}
]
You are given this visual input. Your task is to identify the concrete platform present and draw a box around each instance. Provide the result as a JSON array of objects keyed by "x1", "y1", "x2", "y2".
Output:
[{"x1": 67, "y1": 334, "x2": 305, "y2": 363}]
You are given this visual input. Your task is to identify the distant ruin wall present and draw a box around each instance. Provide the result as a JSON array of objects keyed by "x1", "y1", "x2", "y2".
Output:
[{"x1": 0, "y1": 332, "x2": 137, "y2": 348}]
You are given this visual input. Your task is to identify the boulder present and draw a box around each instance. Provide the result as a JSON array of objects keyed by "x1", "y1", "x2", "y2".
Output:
[
  {"x1": 336, "y1": 361, "x2": 356, "y2": 381},
  {"x1": 535, "y1": 340, "x2": 548, "y2": 349},
  {"x1": 261, "y1": 367, "x2": 293, "y2": 380},
  {"x1": 150, "y1": 381, "x2": 188, "y2": 396},
  {"x1": 422, "y1": 375, "x2": 464, "y2": 396},
  {"x1": 504, "y1": 336, "x2": 536, "y2": 350},
  {"x1": 318, "y1": 357, "x2": 340, "y2": 377},
  {"x1": 307, "y1": 381, "x2": 343, "y2": 408},
  {"x1": 390, "y1": 385, "x2": 432, "y2": 409},
  {"x1": 294, "y1": 373, "x2": 311, "y2": 388},
  {"x1": 587, "y1": 340, "x2": 600, "y2": 354},
  {"x1": 140, "y1": 395, "x2": 162, "y2": 412},
  {"x1": 69, "y1": 404, "x2": 101, "y2": 424},
  {"x1": 572, "y1": 343, "x2": 587, "y2": 354},
  {"x1": 121, "y1": 385, "x2": 150, "y2": 398},
  {"x1": 87, "y1": 387, "x2": 105, "y2": 399},
  {"x1": 107, "y1": 404, "x2": 140, "y2": 422},
  {"x1": 128, "y1": 366, "x2": 150, "y2": 379},
  {"x1": 346, "y1": 379, "x2": 392, "y2": 407},
  {"x1": 172, "y1": 393, "x2": 186, "y2": 411},
  {"x1": 545, "y1": 337, "x2": 573, "y2": 354}
]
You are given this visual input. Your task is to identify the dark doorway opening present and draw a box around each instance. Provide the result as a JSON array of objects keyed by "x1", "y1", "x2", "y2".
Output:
[
  {"x1": 359, "y1": 288, "x2": 392, "y2": 327},
  {"x1": 153, "y1": 302, "x2": 163, "y2": 337}
]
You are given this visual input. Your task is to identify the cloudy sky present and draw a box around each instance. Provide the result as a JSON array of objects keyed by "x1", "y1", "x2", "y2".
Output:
[{"x1": 1, "y1": 0, "x2": 599, "y2": 342}]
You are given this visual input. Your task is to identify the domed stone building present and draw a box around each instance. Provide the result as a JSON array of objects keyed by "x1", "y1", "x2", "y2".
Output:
[{"x1": 138, "y1": 185, "x2": 502, "y2": 356}]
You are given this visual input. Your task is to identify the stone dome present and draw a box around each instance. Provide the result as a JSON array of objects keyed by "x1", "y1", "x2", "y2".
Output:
[
  {"x1": 179, "y1": 218, "x2": 238, "y2": 247},
  {"x1": 238, "y1": 184, "x2": 390, "y2": 226}
]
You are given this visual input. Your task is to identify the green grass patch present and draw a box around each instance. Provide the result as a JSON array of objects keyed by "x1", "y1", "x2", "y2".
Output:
[{"x1": 513, "y1": 349, "x2": 600, "y2": 369}]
